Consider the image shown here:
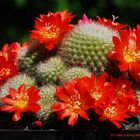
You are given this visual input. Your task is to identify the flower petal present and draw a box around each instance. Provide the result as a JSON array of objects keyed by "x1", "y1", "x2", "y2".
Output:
[
  {"x1": 56, "y1": 86, "x2": 69, "y2": 102},
  {"x1": 118, "y1": 62, "x2": 128, "y2": 71},
  {"x1": 129, "y1": 63, "x2": 140, "y2": 84},
  {"x1": 64, "y1": 81, "x2": 76, "y2": 96},
  {"x1": 12, "y1": 110, "x2": 22, "y2": 121},
  {"x1": 68, "y1": 112, "x2": 78, "y2": 126},
  {"x1": 1, "y1": 97, "x2": 14, "y2": 105},
  {"x1": 78, "y1": 109, "x2": 90, "y2": 121},
  {"x1": 28, "y1": 104, "x2": 40, "y2": 112},
  {"x1": 51, "y1": 102, "x2": 67, "y2": 111},
  {"x1": 18, "y1": 84, "x2": 26, "y2": 94},
  {"x1": 1, "y1": 105, "x2": 15, "y2": 112},
  {"x1": 57, "y1": 109, "x2": 71, "y2": 120},
  {"x1": 9, "y1": 88, "x2": 19, "y2": 99},
  {"x1": 45, "y1": 43, "x2": 55, "y2": 50}
]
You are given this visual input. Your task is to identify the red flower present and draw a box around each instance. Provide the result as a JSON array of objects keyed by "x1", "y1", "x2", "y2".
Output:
[
  {"x1": 88, "y1": 72, "x2": 114, "y2": 109},
  {"x1": 96, "y1": 16, "x2": 126, "y2": 31},
  {"x1": 51, "y1": 78, "x2": 93, "y2": 126},
  {"x1": 0, "y1": 42, "x2": 20, "y2": 62},
  {"x1": 30, "y1": 10, "x2": 74, "y2": 50},
  {"x1": 111, "y1": 76, "x2": 136, "y2": 103},
  {"x1": 108, "y1": 25, "x2": 140, "y2": 83},
  {"x1": 98, "y1": 98, "x2": 131, "y2": 128},
  {"x1": 1, "y1": 84, "x2": 40, "y2": 121},
  {"x1": 0, "y1": 42, "x2": 20, "y2": 85}
]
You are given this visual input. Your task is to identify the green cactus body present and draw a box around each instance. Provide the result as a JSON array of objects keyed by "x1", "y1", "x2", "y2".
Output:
[
  {"x1": 17, "y1": 41, "x2": 58, "y2": 75},
  {"x1": 0, "y1": 74, "x2": 36, "y2": 98},
  {"x1": 36, "y1": 56, "x2": 65, "y2": 84},
  {"x1": 62, "y1": 67, "x2": 91, "y2": 82},
  {"x1": 37, "y1": 85, "x2": 57, "y2": 122},
  {"x1": 60, "y1": 22, "x2": 119, "y2": 74}
]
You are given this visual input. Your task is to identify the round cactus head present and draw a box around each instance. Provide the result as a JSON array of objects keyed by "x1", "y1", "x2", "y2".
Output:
[
  {"x1": 36, "y1": 56, "x2": 65, "y2": 84},
  {"x1": 59, "y1": 20, "x2": 119, "y2": 74},
  {"x1": 62, "y1": 67, "x2": 91, "y2": 82}
]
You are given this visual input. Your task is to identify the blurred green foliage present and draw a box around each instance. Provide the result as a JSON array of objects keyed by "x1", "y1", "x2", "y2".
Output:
[{"x1": 0, "y1": 0, "x2": 140, "y2": 46}]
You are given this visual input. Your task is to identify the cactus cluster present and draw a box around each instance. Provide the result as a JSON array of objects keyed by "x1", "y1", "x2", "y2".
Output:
[{"x1": 0, "y1": 10, "x2": 139, "y2": 130}]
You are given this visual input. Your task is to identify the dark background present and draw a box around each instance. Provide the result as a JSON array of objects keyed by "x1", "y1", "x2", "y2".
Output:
[{"x1": 0, "y1": 0, "x2": 140, "y2": 46}]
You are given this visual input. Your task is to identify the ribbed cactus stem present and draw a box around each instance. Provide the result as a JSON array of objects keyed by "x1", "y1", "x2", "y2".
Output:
[{"x1": 37, "y1": 85, "x2": 57, "y2": 122}]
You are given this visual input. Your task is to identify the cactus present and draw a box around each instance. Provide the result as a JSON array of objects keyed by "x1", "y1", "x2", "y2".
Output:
[
  {"x1": 17, "y1": 41, "x2": 58, "y2": 75},
  {"x1": 59, "y1": 22, "x2": 119, "y2": 74},
  {"x1": 0, "y1": 74, "x2": 36, "y2": 98},
  {"x1": 37, "y1": 85, "x2": 57, "y2": 122},
  {"x1": 36, "y1": 56, "x2": 65, "y2": 84},
  {"x1": 62, "y1": 67, "x2": 91, "y2": 82}
]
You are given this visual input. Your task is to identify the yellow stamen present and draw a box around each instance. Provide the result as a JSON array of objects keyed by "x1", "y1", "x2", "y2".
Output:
[
  {"x1": 67, "y1": 93, "x2": 83, "y2": 112},
  {"x1": 90, "y1": 87, "x2": 103, "y2": 101},
  {"x1": 128, "y1": 104, "x2": 135, "y2": 112},
  {"x1": 104, "y1": 106, "x2": 117, "y2": 119},
  {"x1": 14, "y1": 94, "x2": 29, "y2": 110},
  {"x1": 41, "y1": 23, "x2": 60, "y2": 39},
  {"x1": 0, "y1": 68, "x2": 10, "y2": 77},
  {"x1": 115, "y1": 84, "x2": 126, "y2": 97},
  {"x1": 123, "y1": 46, "x2": 139, "y2": 63}
]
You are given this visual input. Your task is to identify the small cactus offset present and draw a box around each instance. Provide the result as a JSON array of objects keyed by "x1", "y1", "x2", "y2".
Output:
[
  {"x1": 37, "y1": 85, "x2": 57, "y2": 122},
  {"x1": 0, "y1": 74, "x2": 36, "y2": 99},
  {"x1": 36, "y1": 56, "x2": 65, "y2": 84},
  {"x1": 17, "y1": 41, "x2": 57, "y2": 75},
  {"x1": 59, "y1": 22, "x2": 118, "y2": 74},
  {"x1": 62, "y1": 67, "x2": 91, "y2": 82}
]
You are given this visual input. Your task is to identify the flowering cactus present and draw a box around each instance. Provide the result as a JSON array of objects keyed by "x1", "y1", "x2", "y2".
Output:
[{"x1": 0, "y1": 10, "x2": 139, "y2": 131}]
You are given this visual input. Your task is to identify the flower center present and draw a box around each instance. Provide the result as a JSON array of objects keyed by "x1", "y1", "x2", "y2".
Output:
[
  {"x1": 41, "y1": 23, "x2": 60, "y2": 39},
  {"x1": 115, "y1": 84, "x2": 126, "y2": 97},
  {"x1": 0, "y1": 68, "x2": 10, "y2": 78},
  {"x1": 67, "y1": 93, "x2": 83, "y2": 112},
  {"x1": 128, "y1": 104, "x2": 135, "y2": 112},
  {"x1": 123, "y1": 47, "x2": 139, "y2": 63},
  {"x1": 90, "y1": 86, "x2": 103, "y2": 101},
  {"x1": 14, "y1": 94, "x2": 29, "y2": 110},
  {"x1": 104, "y1": 106, "x2": 117, "y2": 119}
]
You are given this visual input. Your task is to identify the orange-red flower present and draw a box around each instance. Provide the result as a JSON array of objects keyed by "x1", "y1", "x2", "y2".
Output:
[
  {"x1": 1, "y1": 84, "x2": 40, "y2": 121},
  {"x1": 111, "y1": 76, "x2": 136, "y2": 103},
  {"x1": 0, "y1": 42, "x2": 20, "y2": 85},
  {"x1": 87, "y1": 72, "x2": 114, "y2": 110},
  {"x1": 108, "y1": 25, "x2": 140, "y2": 83},
  {"x1": 96, "y1": 16, "x2": 126, "y2": 31},
  {"x1": 98, "y1": 98, "x2": 131, "y2": 128},
  {"x1": 30, "y1": 10, "x2": 74, "y2": 50},
  {"x1": 0, "y1": 42, "x2": 20, "y2": 62},
  {"x1": 51, "y1": 78, "x2": 93, "y2": 126}
]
